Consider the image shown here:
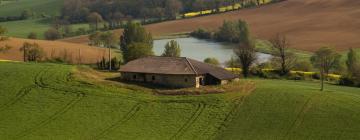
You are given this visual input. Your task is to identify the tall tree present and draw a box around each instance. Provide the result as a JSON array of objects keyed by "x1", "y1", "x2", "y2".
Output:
[
  {"x1": 126, "y1": 43, "x2": 154, "y2": 62},
  {"x1": 87, "y1": 12, "x2": 103, "y2": 30},
  {"x1": 89, "y1": 31, "x2": 119, "y2": 70},
  {"x1": 346, "y1": 48, "x2": 359, "y2": 77},
  {"x1": 165, "y1": 0, "x2": 183, "y2": 20},
  {"x1": 120, "y1": 22, "x2": 153, "y2": 63},
  {"x1": 162, "y1": 40, "x2": 181, "y2": 57},
  {"x1": 234, "y1": 20, "x2": 256, "y2": 78},
  {"x1": 100, "y1": 32, "x2": 119, "y2": 71},
  {"x1": 270, "y1": 34, "x2": 297, "y2": 75},
  {"x1": 311, "y1": 47, "x2": 341, "y2": 91},
  {"x1": 0, "y1": 25, "x2": 6, "y2": 40}
]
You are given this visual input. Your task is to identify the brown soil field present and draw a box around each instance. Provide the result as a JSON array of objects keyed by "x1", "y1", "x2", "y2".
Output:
[
  {"x1": 61, "y1": 0, "x2": 360, "y2": 52},
  {"x1": 0, "y1": 37, "x2": 109, "y2": 64}
]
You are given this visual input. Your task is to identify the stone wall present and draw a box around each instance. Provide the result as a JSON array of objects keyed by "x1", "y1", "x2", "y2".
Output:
[{"x1": 121, "y1": 72, "x2": 202, "y2": 88}]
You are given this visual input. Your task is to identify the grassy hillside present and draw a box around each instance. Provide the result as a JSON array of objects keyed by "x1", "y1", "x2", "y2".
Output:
[
  {"x1": 0, "y1": 19, "x2": 89, "y2": 39},
  {"x1": 0, "y1": 62, "x2": 360, "y2": 139},
  {"x1": 0, "y1": 62, "x2": 249, "y2": 139},
  {"x1": 218, "y1": 79, "x2": 360, "y2": 139},
  {"x1": 0, "y1": 0, "x2": 63, "y2": 17}
]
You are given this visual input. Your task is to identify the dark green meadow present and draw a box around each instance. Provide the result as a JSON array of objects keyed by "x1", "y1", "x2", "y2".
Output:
[{"x1": 0, "y1": 62, "x2": 360, "y2": 139}]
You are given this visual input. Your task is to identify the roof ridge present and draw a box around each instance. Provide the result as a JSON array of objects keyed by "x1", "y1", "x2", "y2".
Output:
[{"x1": 185, "y1": 57, "x2": 198, "y2": 75}]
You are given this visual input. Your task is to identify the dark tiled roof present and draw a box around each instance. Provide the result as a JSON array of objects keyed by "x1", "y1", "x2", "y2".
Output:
[{"x1": 119, "y1": 56, "x2": 238, "y2": 80}]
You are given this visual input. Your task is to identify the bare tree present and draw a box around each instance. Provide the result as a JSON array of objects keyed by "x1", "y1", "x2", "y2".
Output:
[
  {"x1": 235, "y1": 43, "x2": 257, "y2": 78},
  {"x1": 87, "y1": 12, "x2": 103, "y2": 30},
  {"x1": 270, "y1": 34, "x2": 297, "y2": 75},
  {"x1": 234, "y1": 19, "x2": 256, "y2": 78},
  {"x1": 311, "y1": 47, "x2": 341, "y2": 91}
]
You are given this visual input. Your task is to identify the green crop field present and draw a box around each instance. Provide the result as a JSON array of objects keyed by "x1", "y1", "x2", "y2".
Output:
[
  {"x1": 0, "y1": 0, "x2": 63, "y2": 17},
  {"x1": 0, "y1": 19, "x2": 89, "y2": 39},
  {"x1": 0, "y1": 62, "x2": 360, "y2": 139}
]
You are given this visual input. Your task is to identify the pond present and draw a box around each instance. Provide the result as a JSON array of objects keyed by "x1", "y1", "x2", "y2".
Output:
[{"x1": 154, "y1": 37, "x2": 271, "y2": 66}]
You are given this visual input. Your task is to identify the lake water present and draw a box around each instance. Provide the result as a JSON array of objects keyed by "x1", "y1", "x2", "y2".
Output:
[{"x1": 154, "y1": 37, "x2": 271, "y2": 65}]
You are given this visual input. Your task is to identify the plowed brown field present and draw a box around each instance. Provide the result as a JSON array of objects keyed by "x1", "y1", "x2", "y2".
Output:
[
  {"x1": 61, "y1": 0, "x2": 360, "y2": 52},
  {"x1": 0, "y1": 37, "x2": 109, "y2": 64}
]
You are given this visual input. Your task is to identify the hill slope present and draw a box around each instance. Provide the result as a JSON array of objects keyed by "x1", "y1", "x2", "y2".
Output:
[
  {"x1": 62, "y1": 0, "x2": 360, "y2": 52},
  {"x1": 0, "y1": 38, "x2": 108, "y2": 64},
  {"x1": 0, "y1": 0, "x2": 63, "y2": 17},
  {"x1": 1, "y1": 62, "x2": 360, "y2": 139}
]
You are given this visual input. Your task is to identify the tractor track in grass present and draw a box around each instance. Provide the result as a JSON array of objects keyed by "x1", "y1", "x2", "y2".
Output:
[
  {"x1": 14, "y1": 95, "x2": 83, "y2": 139},
  {"x1": 0, "y1": 68, "x2": 47, "y2": 112},
  {"x1": 283, "y1": 94, "x2": 321, "y2": 140},
  {"x1": 92, "y1": 103, "x2": 142, "y2": 140},
  {"x1": 209, "y1": 96, "x2": 248, "y2": 139},
  {"x1": 170, "y1": 103, "x2": 206, "y2": 140},
  {"x1": 13, "y1": 66, "x2": 86, "y2": 139}
]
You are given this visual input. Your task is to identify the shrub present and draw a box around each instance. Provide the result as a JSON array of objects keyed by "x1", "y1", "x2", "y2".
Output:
[
  {"x1": 293, "y1": 61, "x2": 313, "y2": 71},
  {"x1": 27, "y1": 32, "x2": 37, "y2": 39},
  {"x1": 204, "y1": 57, "x2": 220, "y2": 66},
  {"x1": 190, "y1": 28, "x2": 212, "y2": 39},
  {"x1": 44, "y1": 28, "x2": 62, "y2": 40}
]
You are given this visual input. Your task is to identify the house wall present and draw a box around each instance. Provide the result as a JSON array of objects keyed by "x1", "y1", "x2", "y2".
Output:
[{"x1": 121, "y1": 72, "x2": 202, "y2": 88}]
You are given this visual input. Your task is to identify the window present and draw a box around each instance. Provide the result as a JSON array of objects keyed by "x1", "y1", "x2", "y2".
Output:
[
  {"x1": 184, "y1": 78, "x2": 188, "y2": 82},
  {"x1": 152, "y1": 76, "x2": 156, "y2": 81},
  {"x1": 133, "y1": 75, "x2": 137, "y2": 79}
]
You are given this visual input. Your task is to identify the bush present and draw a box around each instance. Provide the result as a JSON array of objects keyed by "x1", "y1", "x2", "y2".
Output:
[
  {"x1": 190, "y1": 28, "x2": 212, "y2": 39},
  {"x1": 44, "y1": 28, "x2": 62, "y2": 40},
  {"x1": 27, "y1": 32, "x2": 37, "y2": 39},
  {"x1": 293, "y1": 61, "x2": 313, "y2": 71}
]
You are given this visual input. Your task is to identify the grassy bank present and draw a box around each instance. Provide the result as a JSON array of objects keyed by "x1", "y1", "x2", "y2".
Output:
[
  {"x1": 0, "y1": 19, "x2": 89, "y2": 39},
  {"x1": 0, "y1": 0, "x2": 63, "y2": 17}
]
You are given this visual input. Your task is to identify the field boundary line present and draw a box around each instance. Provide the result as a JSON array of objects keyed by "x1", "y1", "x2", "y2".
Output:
[{"x1": 92, "y1": 103, "x2": 142, "y2": 140}]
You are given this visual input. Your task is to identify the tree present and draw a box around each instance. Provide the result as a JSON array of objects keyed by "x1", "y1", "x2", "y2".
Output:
[
  {"x1": 120, "y1": 22, "x2": 153, "y2": 63},
  {"x1": 204, "y1": 57, "x2": 220, "y2": 66},
  {"x1": 126, "y1": 43, "x2": 154, "y2": 62},
  {"x1": 0, "y1": 25, "x2": 6, "y2": 40},
  {"x1": 215, "y1": 20, "x2": 238, "y2": 42},
  {"x1": 21, "y1": 10, "x2": 32, "y2": 19},
  {"x1": 311, "y1": 47, "x2": 341, "y2": 91},
  {"x1": 162, "y1": 40, "x2": 181, "y2": 57},
  {"x1": 89, "y1": 31, "x2": 119, "y2": 70},
  {"x1": 346, "y1": 48, "x2": 359, "y2": 77},
  {"x1": 0, "y1": 45, "x2": 12, "y2": 54},
  {"x1": 87, "y1": 12, "x2": 103, "y2": 30},
  {"x1": 100, "y1": 32, "x2": 119, "y2": 71},
  {"x1": 165, "y1": 0, "x2": 183, "y2": 20},
  {"x1": 193, "y1": 0, "x2": 205, "y2": 14},
  {"x1": 19, "y1": 42, "x2": 45, "y2": 62},
  {"x1": 44, "y1": 28, "x2": 62, "y2": 40},
  {"x1": 270, "y1": 34, "x2": 297, "y2": 75},
  {"x1": 27, "y1": 32, "x2": 38, "y2": 39},
  {"x1": 234, "y1": 19, "x2": 256, "y2": 78}
]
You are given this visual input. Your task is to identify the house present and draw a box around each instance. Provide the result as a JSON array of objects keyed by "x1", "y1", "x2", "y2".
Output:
[{"x1": 119, "y1": 56, "x2": 239, "y2": 88}]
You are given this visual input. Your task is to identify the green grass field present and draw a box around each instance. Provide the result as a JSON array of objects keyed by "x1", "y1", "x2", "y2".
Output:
[
  {"x1": 0, "y1": 0, "x2": 63, "y2": 17},
  {"x1": 0, "y1": 19, "x2": 89, "y2": 39},
  {"x1": 0, "y1": 62, "x2": 359, "y2": 139}
]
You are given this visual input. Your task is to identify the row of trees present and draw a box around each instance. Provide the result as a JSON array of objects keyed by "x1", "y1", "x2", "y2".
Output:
[
  {"x1": 205, "y1": 19, "x2": 359, "y2": 91},
  {"x1": 60, "y1": 0, "x2": 272, "y2": 25}
]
